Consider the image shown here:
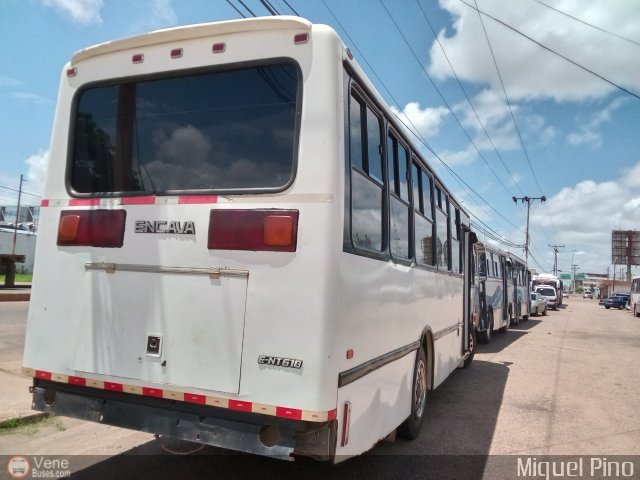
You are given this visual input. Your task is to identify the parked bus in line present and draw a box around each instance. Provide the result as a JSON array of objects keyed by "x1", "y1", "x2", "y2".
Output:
[
  {"x1": 531, "y1": 273, "x2": 563, "y2": 309},
  {"x1": 474, "y1": 242, "x2": 529, "y2": 343},
  {"x1": 631, "y1": 276, "x2": 640, "y2": 317},
  {"x1": 23, "y1": 17, "x2": 479, "y2": 462}
]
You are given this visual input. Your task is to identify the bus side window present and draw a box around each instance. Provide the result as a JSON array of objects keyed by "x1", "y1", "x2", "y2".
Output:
[
  {"x1": 412, "y1": 160, "x2": 434, "y2": 266},
  {"x1": 387, "y1": 133, "x2": 411, "y2": 260},
  {"x1": 349, "y1": 92, "x2": 384, "y2": 252}
]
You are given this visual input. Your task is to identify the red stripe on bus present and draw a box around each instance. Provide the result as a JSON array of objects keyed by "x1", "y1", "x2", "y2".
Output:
[
  {"x1": 35, "y1": 370, "x2": 52, "y2": 380},
  {"x1": 68, "y1": 376, "x2": 86, "y2": 386},
  {"x1": 41, "y1": 199, "x2": 50, "y2": 207},
  {"x1": 184, "y1": 393, "x2": 206, "y2": 405},
  {"x1": 142, "y1": 387, "x2": 163, "y2": 398},
  {"x1": 121, "y1": 196, "x2": 156, "y2": 205},
  {"x1": 104, "y1": 382, "x2": 124, "y2": 392},
  {"x1": 178, "y1": 196, "x2": 218, "y2": 204},
  {"x1": 327, "y1": 408, "x2": 337, "y2": 421},
  {"x1": 276, "y1": 407, "x2": 302, "y2": 420},
  {"x1": 229, "y1": 400, "x2": 252, "y2": 412},
  {"x1": 69, "y1": 198, "x2": 101, "y2": 206}
]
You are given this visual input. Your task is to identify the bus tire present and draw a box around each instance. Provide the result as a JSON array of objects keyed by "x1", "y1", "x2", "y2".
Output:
[
  {"x1": 498, "y1": 314, "x2": 508, "y2": 333},
  {"x1": 462, "y1": 328, "x2": 476, "y2": 368},
  {"x1": 398, "y1": 347, "x2": 428, "y2": 440}
]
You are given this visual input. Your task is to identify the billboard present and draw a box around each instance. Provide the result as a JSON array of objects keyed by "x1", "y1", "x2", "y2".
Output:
[{"x1": 611, "y1": 230, "x2": 640, "y2": 266}]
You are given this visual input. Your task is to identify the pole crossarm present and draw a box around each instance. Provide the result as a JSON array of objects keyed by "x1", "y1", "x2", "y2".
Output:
[{"x1": 512, "y1": 195, "x2": 546, "y2": 265}]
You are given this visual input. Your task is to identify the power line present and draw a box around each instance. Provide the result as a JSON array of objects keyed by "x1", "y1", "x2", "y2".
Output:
[
  {"x1": 378, "y1": 0, "x2": 520, "y2": 200},
  {"x1": 531, "y1": 0, "x2": 640, "y2": 48},
  {"x1": 471, "y1": 0, "x2": 545, "y2": 196},
  {"x1": 461, "y1": 0, "x2": 640, "y2": 101},
  {"x1": 0, "y1": 185, "x2": 41, "y2": 199},
  {"x1": 236, "y1": 0, "x2": 257, "y2": 17},
  {"x1": 318, "y1": 0, "x2": 525, "y2": 236},
  {"x1": 258, "y1": 0, "x2": 279, "y2": 15},
  {"x1": 415, "y1": 0, "x2": 524, "y2": 197},
  {"x1": 281, "y1": 0, "x2": 300, "y2": 16},
  {"x1": 225, "y1": 0, "x2": 246, "y2": 18},
  {"x1": 470, "y1": 0, "x2": 559, "y2": 244}
]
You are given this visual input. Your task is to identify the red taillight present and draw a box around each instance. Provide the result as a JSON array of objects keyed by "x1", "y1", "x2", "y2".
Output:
[
  {"x1": 57, "y1": 210, "x2": 126, "y2": 248},
  {"x1": 132, "y1": 53, "x2": 144, "y2": 63},
  {"x1": 66, "y1": 67, "x2": 77, "y2": 77},
  {"x1": 208, "y1": 209, "x2": 299, "y2": 252},
  {"x1": 170, "y1": 48, "x2": 183, "y2": 58}
]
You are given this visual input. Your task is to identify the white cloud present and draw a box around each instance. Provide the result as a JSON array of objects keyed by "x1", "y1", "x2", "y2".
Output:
[
  {"x1": 566, "y1": 97, "x2": 628, "y2": 148},
  {"x1": 40, "y1": 0, "x2": 103, "y2": 25},
  {"x1": 12, "y1": 92, "x2": 53, "y2": 105},
  {"x1": 0, "y1": 76, "x2": 22, "y2": 88},
  {"x1": 429, "y1": 0, "x2": 640, "y2": 102},
  {"x1": 528, "y1": 161, "x2": 640, "y2": 272},
  {"x1": 391, "y1": 102, "x2": 449, "y2": 139},
  {"x1": 134, "y1": 0, "x2": 178, "y2": 31},
  {"x1": 26, "y1": 150, "x2": 49, "y2": 197}
]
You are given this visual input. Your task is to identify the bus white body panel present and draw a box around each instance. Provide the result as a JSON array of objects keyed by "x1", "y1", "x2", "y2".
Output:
[
  {"x1": 631, "y1": 276, "x2": 640, "y2": 317},
  {"x1": 23, "y1": 16, "x2": 475, "y2": 462}
]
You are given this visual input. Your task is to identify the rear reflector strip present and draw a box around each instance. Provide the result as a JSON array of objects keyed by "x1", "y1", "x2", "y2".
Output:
[
  {"x1": 341, "y1": 401, "x2": 351, "y2": 446},
  {"x1": 121, "y1": 196, "x2": 156, "y2": 205},
  {"x1": 179, "y1": 195, "x2": 218, "y2": 205},
  {"x1": 208, "y1": 209, "x2": 299, "y2": 252},
  {"x1": 57, "y1": 209, "x2": 126, "y2": 248},
  {"x1": 24, "y1": 368, "x2": 336, "y2": 423},
  {"x1": 69, "y1": 198, "x2": 100, "y2": 207}
]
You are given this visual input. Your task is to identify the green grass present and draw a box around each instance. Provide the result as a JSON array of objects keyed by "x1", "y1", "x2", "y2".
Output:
[
  {"x1": 0, "y1": 274, "x2": 32, "y2": 283},
  {"x1": 0, "y1": 414, "x2": 65, "y2": 436}
]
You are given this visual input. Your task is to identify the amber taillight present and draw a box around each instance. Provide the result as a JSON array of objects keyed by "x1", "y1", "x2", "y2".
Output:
[
  {"x1": 57, "y1": 210, "x2": 126, "y2": 248},
  {"x1": 208, "y1": 209, "x2": 299, "y2": 252}
]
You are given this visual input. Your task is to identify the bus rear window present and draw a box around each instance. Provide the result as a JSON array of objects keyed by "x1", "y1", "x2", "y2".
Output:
[{"x1": 70, "y1": 63, "x2": 299, "y2": 195}]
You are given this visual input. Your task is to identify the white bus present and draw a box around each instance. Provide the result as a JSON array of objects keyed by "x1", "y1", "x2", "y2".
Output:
[
  {"x1": 531, "y1": 273, "x2": 563, "y2": 309},
  {"x1": 631, "y1": 276, "x2": 640, "y2": 317},
  {"x1": 23, "y1": 16, "x2": 478, "y2": 462},
  {"x1": 474, "y1": 242, "x2": 529, "y2": 343}
]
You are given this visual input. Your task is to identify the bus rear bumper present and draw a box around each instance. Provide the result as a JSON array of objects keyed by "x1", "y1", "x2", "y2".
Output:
[{"x1": 31, "y1": 379, "x2": 337, "y2": 461}]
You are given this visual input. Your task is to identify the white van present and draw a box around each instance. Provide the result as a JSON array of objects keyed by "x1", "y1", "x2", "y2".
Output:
[{"x1": 535, "y1": 285, "x2": 558, "y2": 310}]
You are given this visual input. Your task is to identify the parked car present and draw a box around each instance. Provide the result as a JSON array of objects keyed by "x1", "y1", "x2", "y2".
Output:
[
  {"x1": 535, "y1": 286, "x2": 558, "y2": 310},
  {"x1": 603, "y1": 293, "x2": 630, "y2": 310},
  {"x1": 529, "y1": 292, "x2": 548, "y2": 316},
  {"x1": 583, "y1": 291, "x2": 593, "y2": 299}
]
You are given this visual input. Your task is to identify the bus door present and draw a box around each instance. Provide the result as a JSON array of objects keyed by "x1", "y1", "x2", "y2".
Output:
[{"x1": 475, "y1": 243, "x2": 490, "y2": 334}]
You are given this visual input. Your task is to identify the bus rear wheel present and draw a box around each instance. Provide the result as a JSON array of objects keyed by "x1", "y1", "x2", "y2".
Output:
[{"x1": 398, "y1": 347, "x2": 427, "y2": 440}]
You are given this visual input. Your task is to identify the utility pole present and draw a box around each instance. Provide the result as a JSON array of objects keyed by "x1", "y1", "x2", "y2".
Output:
[
  {"x1": 513, "y1": 195, "x2": 546, "y2": 265},
  {"x1": 11, "y1": 174, "x2": 24, "y2": 255},
  {"x1": 549, "y1": 244, "x2": 564, "y2": 276},
  {"x1": 571, "y1": 264, "x2": 580, "y2": 292}
]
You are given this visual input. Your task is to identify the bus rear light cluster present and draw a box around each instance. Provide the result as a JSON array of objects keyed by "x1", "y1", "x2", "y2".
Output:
[
  {"x1": 132, "y1": 53, "x2": 144, "y2": 63},
  {"x1": 57, "y1": 210, "x2": 126, "y2": 248},
  {"x1": 170, "y1": 48, "x2": 183, "y2": 58},
  {"x1": 208, "y1": 209, "x2": 299, "y2": 252},
  {"x1": 66, "y1": 67, "x2": 77, "y2": 77}
]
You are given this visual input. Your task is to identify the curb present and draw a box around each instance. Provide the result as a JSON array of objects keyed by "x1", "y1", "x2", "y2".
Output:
[
  {"x1": 0, "y1": 412, "x2": 49, "y2": 428},
  {"x1": 0, "y1": 292, "x2": 30, "y2": 302}
]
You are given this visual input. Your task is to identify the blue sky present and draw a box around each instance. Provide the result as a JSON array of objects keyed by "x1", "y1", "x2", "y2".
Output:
[{"x1": 1, "y1": 0, "x2": 640, "y2": 277}]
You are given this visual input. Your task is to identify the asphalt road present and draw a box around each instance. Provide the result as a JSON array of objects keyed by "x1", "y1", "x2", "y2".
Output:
[
  {"x1": 0, "y1": 301, "x2": 28, "y2": 365},
  {"x1": 1, "y1": 297, "x2": 639, "y2": 479}
]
